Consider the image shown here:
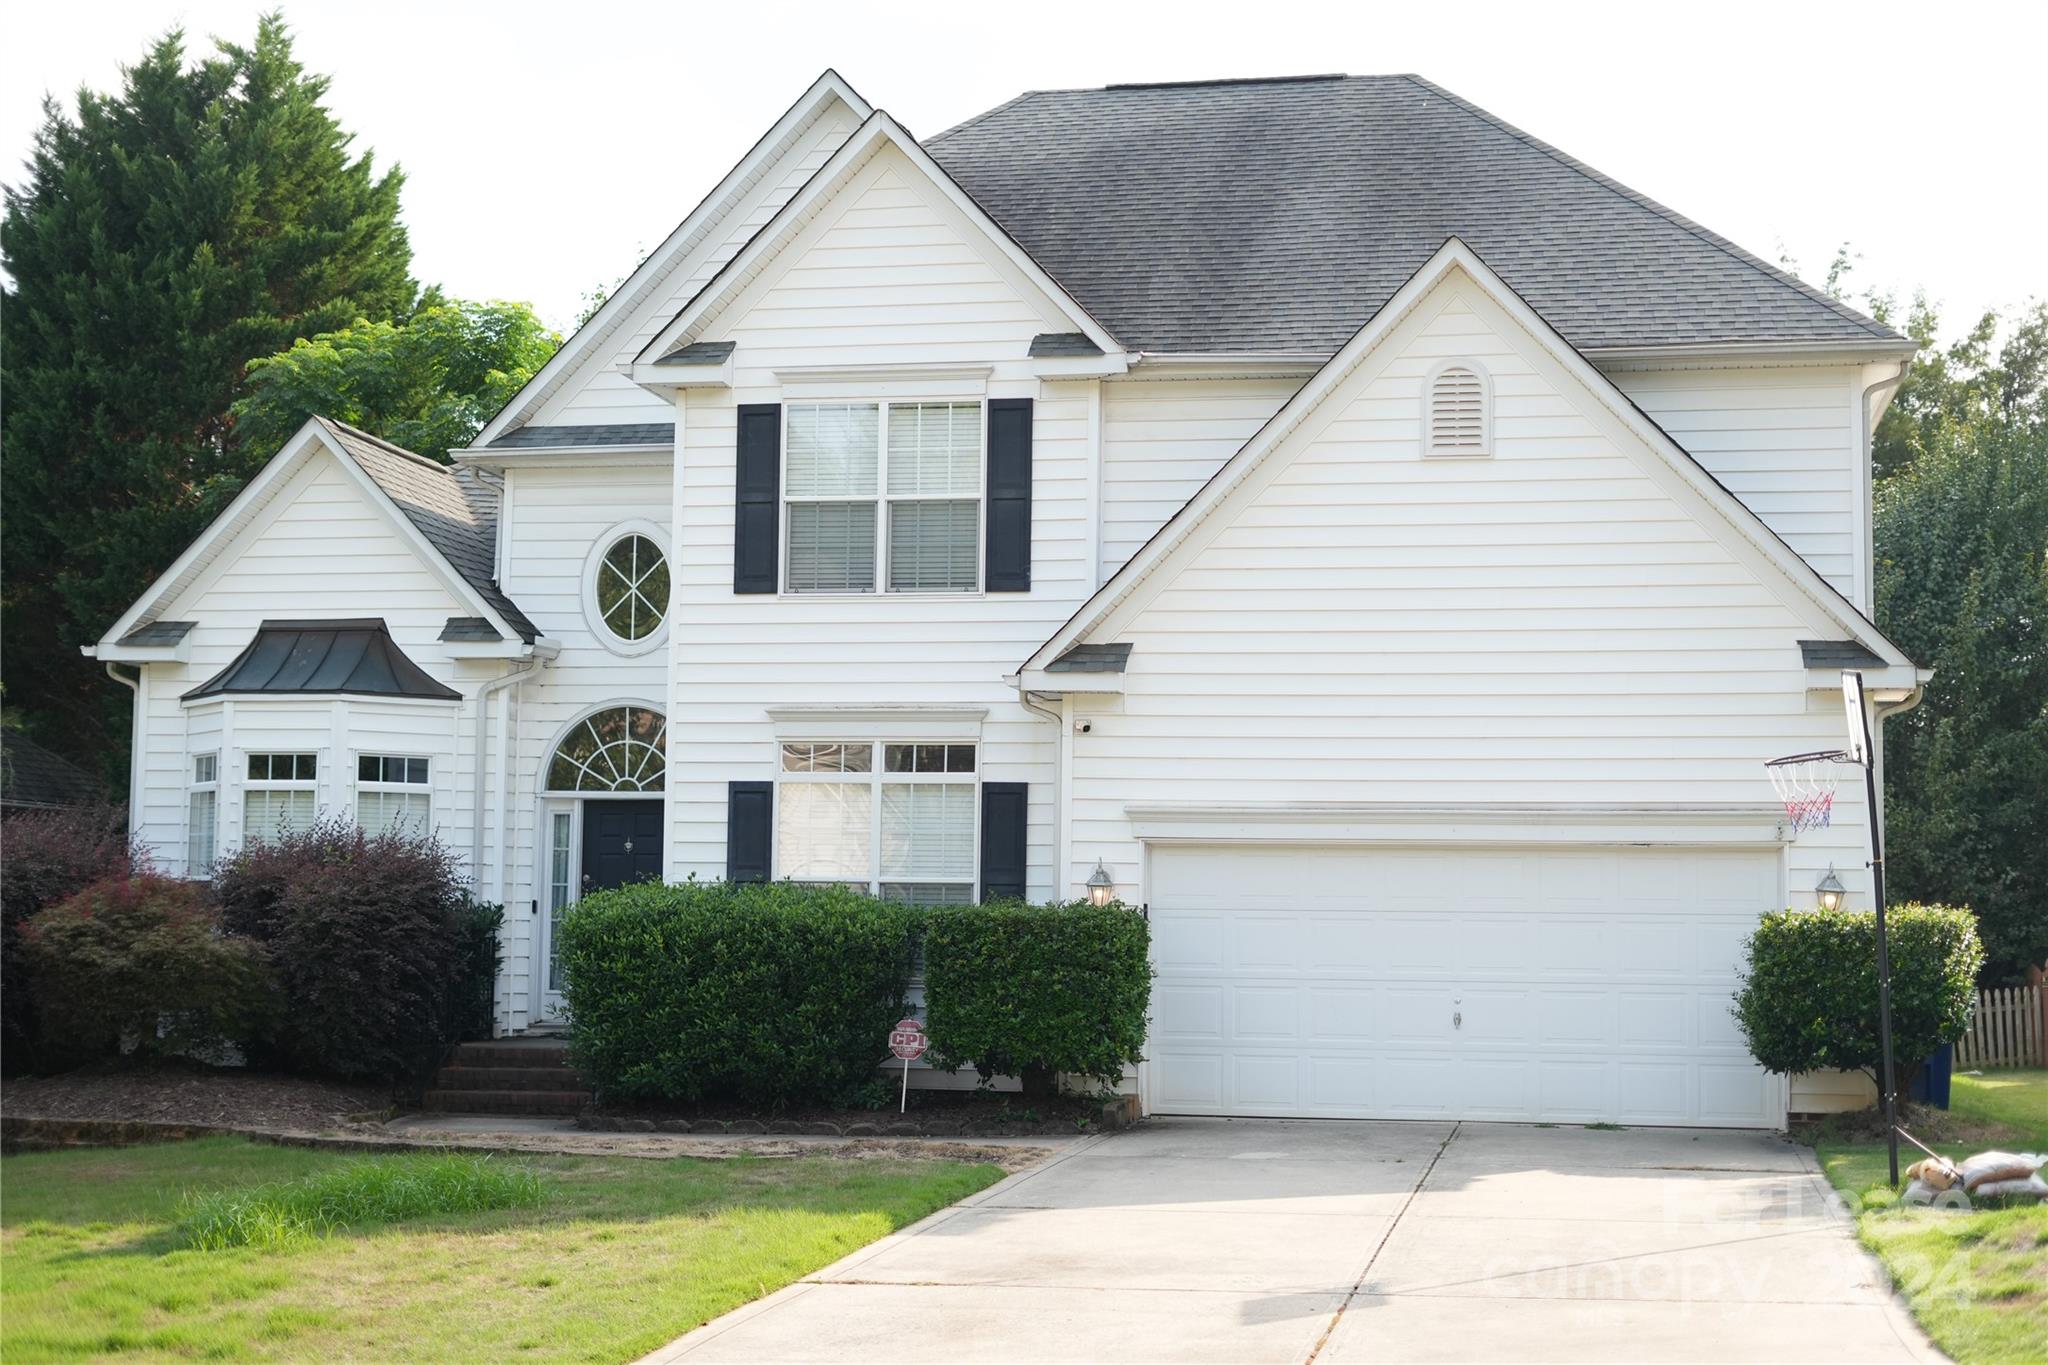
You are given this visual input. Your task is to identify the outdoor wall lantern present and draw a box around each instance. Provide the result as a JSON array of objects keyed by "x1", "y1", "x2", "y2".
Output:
[
  {"x1": 1086, "y1": 861, "x2": 1116, "y2": 908},
  {"x1": 1815, "y1": 866, "x2": 1846, "y2": 912}
]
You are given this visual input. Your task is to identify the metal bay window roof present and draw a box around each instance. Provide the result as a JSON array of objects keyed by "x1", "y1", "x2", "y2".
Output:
[{"x1": 185, "y1": 620, "x2": 459, "y2": 701}]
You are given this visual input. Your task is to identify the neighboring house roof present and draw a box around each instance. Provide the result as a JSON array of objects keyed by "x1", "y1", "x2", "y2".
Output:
[
  {"x1": 317, "y1": 420, "x2": 539, "y2": 643},
  {"x1": 926, "y1": 74, "x2": 1906, "y2": 356},
  {"x1": 0, "y1": 731, "x2": 102, "y2": 810},
  {"x1": 1025, "y1": 238, "x2": 1915, "y2": 677},
  {"x1": 186, "y1": 619, "x2": 460, "y2": 701},
  {"x1": 481, "y1": 423, "x2": 674, "y2": 450}
]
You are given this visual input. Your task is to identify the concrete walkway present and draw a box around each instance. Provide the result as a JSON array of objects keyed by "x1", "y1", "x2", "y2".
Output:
[{"x1": 642, "y1": 1118, "x2": 1940, "y2": 1365}]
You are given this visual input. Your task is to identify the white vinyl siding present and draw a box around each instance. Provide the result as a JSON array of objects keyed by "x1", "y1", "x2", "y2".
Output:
[{"x1": 1607, "y1": 365, "x2": 1863, "y2": 605}]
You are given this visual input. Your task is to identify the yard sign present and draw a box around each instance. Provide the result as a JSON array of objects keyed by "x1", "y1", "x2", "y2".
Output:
[{"x1": 890, "y1": 1018, "x2": 928, "y2": 1113}]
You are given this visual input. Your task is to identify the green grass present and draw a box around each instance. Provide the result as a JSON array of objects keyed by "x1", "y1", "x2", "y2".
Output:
[
  {"x1": 176, "y1": 1152, "x2": 546, "y2": 1250},
  {"x1": 1, "y1": 1136, "x2": 1004, "y2": 1362},
  {"x1": 1812, "y1": 1068, "x2": 2047, "y2": 1364}
]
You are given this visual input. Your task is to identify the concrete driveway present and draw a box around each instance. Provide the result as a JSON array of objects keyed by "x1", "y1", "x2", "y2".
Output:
[{"x1": 643, "y1": 1119, "x2": 1938, "y2": 1364}]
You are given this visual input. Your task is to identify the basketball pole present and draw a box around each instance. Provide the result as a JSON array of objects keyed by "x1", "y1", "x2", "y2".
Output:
[{"x1": 1847, "y1": 669, "x2": 1900, "y2": 1189}]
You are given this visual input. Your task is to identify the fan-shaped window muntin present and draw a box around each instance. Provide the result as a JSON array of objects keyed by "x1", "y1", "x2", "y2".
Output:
[
  {"x1": 594, "y1": 534, "x2": 668, "y2": 642},
  {"x1": 546, "y1": 707, "x2": 667, "y2": 792}
]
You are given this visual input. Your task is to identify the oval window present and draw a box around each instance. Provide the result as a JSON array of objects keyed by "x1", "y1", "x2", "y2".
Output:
[{"x1": 594, "y1": 534, "x2": 668, "y2": 642}]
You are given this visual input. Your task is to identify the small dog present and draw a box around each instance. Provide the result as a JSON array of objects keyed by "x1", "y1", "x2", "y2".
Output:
[{"x1": 1904, "y1": 1156, "x2": 1960, "y2": 1190}]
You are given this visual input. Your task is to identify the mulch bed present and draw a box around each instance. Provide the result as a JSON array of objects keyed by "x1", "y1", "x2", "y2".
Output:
[
  {"x1": 1, "y1": 1061, "x2": 392, "y2": 1131},
  {"x1": 580, "y1": 1087, "x2": 1137, "y2": 1138}
]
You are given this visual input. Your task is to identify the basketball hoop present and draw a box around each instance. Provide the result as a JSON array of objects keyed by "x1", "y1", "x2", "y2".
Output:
[{"x1": 1765, "y1": 750, "x2": 1851, "y2": 834}]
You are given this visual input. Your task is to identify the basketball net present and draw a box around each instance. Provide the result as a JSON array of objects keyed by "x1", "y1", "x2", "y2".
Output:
[{"x1": 1764, "y1": 750, "x2": 1849, "y2": 834}]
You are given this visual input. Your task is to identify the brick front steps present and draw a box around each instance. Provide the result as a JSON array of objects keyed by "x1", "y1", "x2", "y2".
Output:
[{"x1": 420, "y1": 1038, "x2": 591, "y2": 1117}]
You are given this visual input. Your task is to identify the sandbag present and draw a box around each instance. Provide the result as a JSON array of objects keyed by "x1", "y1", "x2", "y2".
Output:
[
  {"x1": 1972, "y1": 1173, "x2": 2048, "y2": 1200},
  {"x1": 1960, "y1": 1151, "x2": 2041, "y2": 1191}
]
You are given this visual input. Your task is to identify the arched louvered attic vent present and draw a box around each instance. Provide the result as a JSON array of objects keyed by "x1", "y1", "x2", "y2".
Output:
[{"x1": 1426, "y1": 363, "x2": 1490, "y2": 456}]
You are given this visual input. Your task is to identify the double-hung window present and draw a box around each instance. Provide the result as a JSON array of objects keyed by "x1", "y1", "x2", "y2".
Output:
[
  {"x1": 188, "y1": 754, "x2": 218, "y2": 874},
  {"x1": 356, "y1": 754, "x2": 431, "y2": 835},
  {"x1": 244, "y1": 752, "x2": 318, "y2": 842},
  {"x1": 784, "y1": 401, "x2": 981, "y2": 593},
  {"x1": 776, "y1": 741, "x2": 977, "y2": 904}
]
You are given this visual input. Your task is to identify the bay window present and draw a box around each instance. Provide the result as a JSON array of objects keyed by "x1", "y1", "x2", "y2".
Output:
[
  {"x1": 776, "y1": 741, "x2": 977, "y2": 903},
  {"x1": 188, "y1": 753, "x2": 218, "y2": 874},
  {"x1": 784, "y1": 401, "x2": 981, "y2": 594}
]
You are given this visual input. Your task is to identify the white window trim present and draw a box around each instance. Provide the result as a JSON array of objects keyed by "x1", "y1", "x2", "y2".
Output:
[
  {"x1": 1423, "y1": 357, "x2": 1493, "y2": 458},
  {"x1": 780, "y1": 398, "x2": 987, "y2": 597},
  {"x1": 354, "y1": 752, "x2": 433, "y2": 835},
  {"x1": 774, "y1": 739, "x2": 982, "y2": 901},
  {"x1": 186, "y1": 752, "x2": 219, "y2": 878},
  {"x1": 581, "y1": 520, "x2": 671, "y2": 657}
]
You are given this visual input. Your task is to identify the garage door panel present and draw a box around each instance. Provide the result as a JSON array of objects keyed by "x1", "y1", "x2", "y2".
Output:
[
  {"x1": 1148, "y1": 844, "x2": 1781, "y2": 1127},
  {"x1": 1233, "y1": 986, "x2": 1300, "y2": 1041}
]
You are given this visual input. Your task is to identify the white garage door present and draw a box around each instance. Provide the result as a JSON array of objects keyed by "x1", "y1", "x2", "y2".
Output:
[{"x1": 1148, "y1": 844, "x2": 1783, "y2": 1127}]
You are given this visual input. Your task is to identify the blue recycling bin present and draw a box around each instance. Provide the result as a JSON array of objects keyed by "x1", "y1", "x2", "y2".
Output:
[{"x1": 1909, "y1": 1042, "x2": 1954, "y2": 1109}]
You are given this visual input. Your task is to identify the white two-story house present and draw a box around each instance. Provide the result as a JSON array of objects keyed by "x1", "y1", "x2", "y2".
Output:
[{"x1": 92, "y1": 71, "x2": 1922, "y2": 1126}]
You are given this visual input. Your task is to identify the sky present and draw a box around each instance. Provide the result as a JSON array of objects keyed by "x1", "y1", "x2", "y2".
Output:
[{"x1": 5, "y1": 0, "x2": 2043, "y2": 345}]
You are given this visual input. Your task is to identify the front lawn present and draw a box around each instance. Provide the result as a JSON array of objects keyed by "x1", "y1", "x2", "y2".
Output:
[
  {"x1": 1, "y1": 1136, "x2": 1003, "y2": 1362},
  {"x1": 1813, "y1": 1069, "x2": 2048, "y2": 1364}
]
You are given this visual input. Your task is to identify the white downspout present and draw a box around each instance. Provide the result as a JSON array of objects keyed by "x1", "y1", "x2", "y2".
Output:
[
  {"x1": 1017, "y1": 689, "x2": 1063, "y2": 900},
  {"x1": 471, "y1": 657, "x2": 544, "y2": 883},
  {"x1": 104, "y1": 662, "x2": 142, "y2": 823}
]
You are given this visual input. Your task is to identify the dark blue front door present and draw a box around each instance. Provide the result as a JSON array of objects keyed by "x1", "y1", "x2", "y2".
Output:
[{"x1": 581, "y1": 799, "x2": 664, "y2": 894}]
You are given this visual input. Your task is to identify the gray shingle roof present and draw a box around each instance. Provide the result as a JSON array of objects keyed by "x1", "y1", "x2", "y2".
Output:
[
  {"x1": 484, "y1": 423, "x2": 674, "y2": 449},
  {"x1": 186, "y1": 619, "x2": 460, "y2": 701},
  {"x1": 925, "y1": 74, "x2": 1904, "y2": 355},
  {"x1": 320, "y1": 420, "x2": 539, "y2": 642},
  {"x1": 1799, "y1": 639, "x2": 1887, "y2": 669},
  {"x1": 654, "y1": 339, "x2": 737, "y2": 366},
  {"x1": 1047, "y1": 642, "x2": 1133, "y2": 673},
  {"x1": 116, "y1": 620, "x2": 196, "y2": 647},
  {"x1": 1029, "y1": 332, "x2": 1105, "y2": 358},
  {"x1": 439, "y1": 616, "x2": 505, "y2": 643}
]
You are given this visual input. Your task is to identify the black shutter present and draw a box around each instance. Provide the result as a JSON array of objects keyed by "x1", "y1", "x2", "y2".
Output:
[
  {"x1": 733, "y1": 403, "x2": 781, "y2": 594},
  {"x1": 980, "y1": 782, "x2": 1028, "y2": 902},
  {"x1": 985, "y1": 398, "x2": 1032, "y2": 592},
  {"x1": 726, "y1": 780, "x2": 772, "y2": 883}
]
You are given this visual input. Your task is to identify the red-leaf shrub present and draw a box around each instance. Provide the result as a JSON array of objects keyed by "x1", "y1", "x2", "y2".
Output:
[
  {"x1": 1, "y1": 802, "x2": 142, "y2": 1072},
  {"x1": 214, "y1": 819, "x2": 486, "y2": 1079},
  {"x1": 18, "y1": 874, "x2": 275, "y2": 1062}
]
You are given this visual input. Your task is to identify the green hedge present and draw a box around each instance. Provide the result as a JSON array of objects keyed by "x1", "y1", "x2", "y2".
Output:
[
  {"x1": 556, "y1": 880, "x2": 919, "y2": 1107},
  {"x1": 921, "y1": 899, "x2": 1151, "y2": 1096},
  {"x1": 1733, "y1": 904, "x2": 1983, "y2": 1096}
]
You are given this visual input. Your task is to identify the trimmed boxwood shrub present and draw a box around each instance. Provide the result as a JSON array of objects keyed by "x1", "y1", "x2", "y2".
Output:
[
  {"x1": 921, "y1": 899, "x2": 1151, "y2": 1098},
  {"x1": 557, "y1": 880, "x2": 919, "y2": 1107},
  {"x1": 214, "y1": 819, "x2": 481, "y2": 1080},
  {"x1": 1733, "y1": 904, "x2": 1983, "y2": 1098},
  {"x1": 19, "y1": 873, "x2": 275, "y2": 1062}
]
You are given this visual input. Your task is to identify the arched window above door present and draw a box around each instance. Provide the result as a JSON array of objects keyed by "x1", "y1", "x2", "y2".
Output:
[{"x1": 546, "y1": 707, "x2": 667, "y2": 792}]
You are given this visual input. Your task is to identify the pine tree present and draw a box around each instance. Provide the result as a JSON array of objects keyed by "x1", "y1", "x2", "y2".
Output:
[{"x1": 2, "y1": 15, "x2": 416, "y2": 781}]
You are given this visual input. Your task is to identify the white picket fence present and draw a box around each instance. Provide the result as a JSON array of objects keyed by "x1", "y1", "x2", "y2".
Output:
[{"x1": 1954, "y1": 984, "x2": 2046, "y2": 1070}]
